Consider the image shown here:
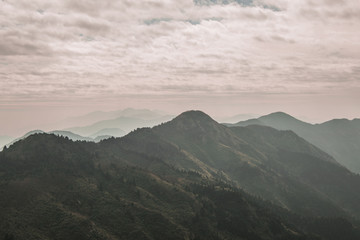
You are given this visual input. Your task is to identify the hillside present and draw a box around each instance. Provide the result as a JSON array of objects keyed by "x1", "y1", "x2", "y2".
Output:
[
  {"x1": 89, "y1": 128, "x2": 126, "y2": 139},
  {"x1": 228, "y1": 112, "x2": 360, "y2": 173},
  {"x1": 149, "y1": 111, "x2": 360, "y2": 218},
  {"x1": 1, "y1": 111, "x2": 360, "y2": 239},
  {"x1": 4, "y1": 130, "x2": 94, "y2": 149},
  {"x1": 0, "y1": 134, "x2": 316, "y2": 240}
]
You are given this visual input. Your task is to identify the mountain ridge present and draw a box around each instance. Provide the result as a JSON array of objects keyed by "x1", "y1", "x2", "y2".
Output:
[
  {"x1": 1, "y1": 110, "x2": 360, "y2": 239},
  {"x1": 228, "y1": 112, "x2": 360, "y2": 173}
]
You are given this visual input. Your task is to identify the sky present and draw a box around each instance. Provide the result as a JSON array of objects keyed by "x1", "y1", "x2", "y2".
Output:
[{"x1": 0, "y1": 0, "x2": 359, "y2": 136}]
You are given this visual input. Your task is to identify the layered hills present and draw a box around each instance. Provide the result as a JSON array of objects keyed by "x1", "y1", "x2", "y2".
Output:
[
  {"x1": 227, "y1": 112, "x2": 360, "y2": 173},
  {"x1": 1, "y1": 111, "x2": 360, "y2": 240},
  {"x1": 0, "y1": 108, "x2": 173, "y2": 150},
  {"x1": 64, "y1": 111, "x2": 172, "y2": 137}
]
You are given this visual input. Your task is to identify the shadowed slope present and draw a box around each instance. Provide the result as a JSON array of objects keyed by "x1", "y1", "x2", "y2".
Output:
[
  {"x1": 229, "y1": 112, "x2": 360, "y2": 173},
  {"x1": 0, "y1": 133, "x2": 321, "y2": 240}
]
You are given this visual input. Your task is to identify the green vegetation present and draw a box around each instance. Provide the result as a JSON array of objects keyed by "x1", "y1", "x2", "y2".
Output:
[
  {"x1": 1, "y1": 111, "x2": 360, "y2": 239},
  {"x1": 228, "y1": 112, "x2": 360, "y2": 173}
]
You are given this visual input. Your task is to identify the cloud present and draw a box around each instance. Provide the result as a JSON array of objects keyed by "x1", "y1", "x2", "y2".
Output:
[{"x1": 0, "y1": 0, "x2": 359, "y2": 108}]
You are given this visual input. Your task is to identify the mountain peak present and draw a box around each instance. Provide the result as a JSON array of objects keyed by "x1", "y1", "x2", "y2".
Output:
[
  {"x1": 262, "y1": 111, "x2": 296, "y2": 120},
  {"x1": 175, "y1": 110, "x2": 215, "y2": 123},
  {"x1": 153, "y1": 110, "x2": 222, "y2": 136},
  {"x1": 258, "y1": 111, "x2": 311, "y2": 129}
]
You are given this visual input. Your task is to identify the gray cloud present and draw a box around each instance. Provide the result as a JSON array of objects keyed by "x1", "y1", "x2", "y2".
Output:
[
  {"x1": 194, "y1": 0, "x2": 254, "y2": 6},
  {"x1": 0, "y1": 0, "x2": 359, "y2": 134}
]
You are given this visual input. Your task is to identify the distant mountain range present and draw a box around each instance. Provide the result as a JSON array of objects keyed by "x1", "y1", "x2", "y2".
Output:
[
  {"x1": 226, "y1": 112, "x2": 360, "y2": 174},
  {"x1": 1, "y1": 110, "x2": 360, "y2": 239},
  {"x1": 1, "y1": 108, "x2": 174, "y2": 150},
  {"x1": 4, "y1": 130, "x2": 95, "y2": 148},
  {"x1": 55, "y1": 108, "x2": 172, "y2": 130},
  {"x1": 217, "y1": 113, "x2": 260, "y2": 124},
  {"x1": 65, "y1": 115, "x2": 172, "y2": 137},
  {"x1": 89, "y1": 128, "x2": 126, "y2": 139},
  {"x1": 3, "y1": 110, "x2": 359, "y2": 177}
]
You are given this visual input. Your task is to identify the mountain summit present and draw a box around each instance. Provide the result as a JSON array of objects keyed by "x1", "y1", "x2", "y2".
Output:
[
  {"x1": 154, "y1": 110, "x2": 243, "y2": 147},
  {"x1": 164, "y1": 110, "x2": 217, "y2": 128},
  {"x1": 230, "y1": 112, "x2": 360, "y2": 173}
]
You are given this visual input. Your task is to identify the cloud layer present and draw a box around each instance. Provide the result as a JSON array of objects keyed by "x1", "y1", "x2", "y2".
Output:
[{"x1": 0, "y1": 0, "x2": 359, "y2": 134}]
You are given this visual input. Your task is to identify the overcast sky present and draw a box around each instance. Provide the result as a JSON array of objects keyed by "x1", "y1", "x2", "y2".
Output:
[{"x1": 0, "y1": 0, "x2": 359, "y2": 136}]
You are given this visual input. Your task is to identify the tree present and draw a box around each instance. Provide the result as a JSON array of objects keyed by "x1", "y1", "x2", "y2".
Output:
[{"x1": 4, "y1": 233, "x2": 15, "y2": 240}]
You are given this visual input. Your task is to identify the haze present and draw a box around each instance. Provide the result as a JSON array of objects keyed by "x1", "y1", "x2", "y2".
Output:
[{"x1": 1, "y1": 0, "x2": 359, "y2": 136}]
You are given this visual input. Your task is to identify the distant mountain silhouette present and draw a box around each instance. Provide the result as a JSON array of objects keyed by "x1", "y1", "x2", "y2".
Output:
[
  {"x1": 93, "y1": 134, "x2": 113, "y2": 142},
  {"x1": 50, "y1": 130, "x2": 94, "y2": 141},
  {"x1": 228, "y1": 112, "x2": 360, "y2": 173},
  {"x1": 218, "y1": 113, "x2": 259, "y2": 124},
  {"x1": 89, "y1": 128, "x2": 126, "y2": 139},
  {"x1": 1, "y1": 112, "x2": 171, "y2": 149},
  {"x1": 56, "y1": 108, "x2": 172, "y2": 130},
  {"x1": 5, "y1": 130, "x2": 45, "y2": 148},
  {"x1": 5, "y1": 130, "x2": 94, "y2": 149},
  {"x1": 65, "y1": 115, "x2": 173, "y2": 137}
]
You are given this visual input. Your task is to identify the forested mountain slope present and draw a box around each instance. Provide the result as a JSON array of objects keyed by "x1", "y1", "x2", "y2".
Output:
[{"x1": 1, "y1": 111, "x2": 360, "y2": 240}]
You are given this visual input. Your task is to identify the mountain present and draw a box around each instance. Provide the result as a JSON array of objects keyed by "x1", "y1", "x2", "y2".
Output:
[
  {"x1": 89, "y1": 128, "x2": 126, "y2": 139},
  {"x1": 105, "y1": 111, "x2": 360, "y2": 219},
  {"x1": 228, "y1": 112, "x2": 360, "y2": 173},
  {"x1": 0, "y1": 133, "x2": 318, "y2": 240},
  {"x1": 218, "y1": 113, "x2": 259, "y2": 124},
  {"x1": 149, "y1": 111, "x2": 360, "y2": 218},
  {"x1": 2, "y1": 109, "x2": 170, "y2": 149},
  {"x1": 1, "y1": 111, "x2": 360, "y2": 239},
  {"x1": 4, "y1": 130, "x2": 94, "y2": 149},
  {"x1": 65, "y1": 115, "x2": 173, "y2": 137},
  {"x1": 49, "y1": 130, "x2": 94, "y2": 142},
  {"x1": 93, "y1": 135, "x2": 113, "y2": 142},
  {"x1": 118, "y1": 108, "x2": 170, "y2": 120},
  {"x1": 55, "y1": 108, "x2": 172, "y2": 130},
  {"x1": 0, "y1": 136, "x2": 14, "y2": 150},
  {"x1": 227, "y1": 112, "x2": 312, "y2": 130},
  {"x1": 5, "y1": 130, "x2": 45, "y2": 148}
]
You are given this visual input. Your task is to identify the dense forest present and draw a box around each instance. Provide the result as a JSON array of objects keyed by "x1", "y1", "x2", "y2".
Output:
[{"x1": 1, "y1": 111, "x2": 359, "y2": 240}]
